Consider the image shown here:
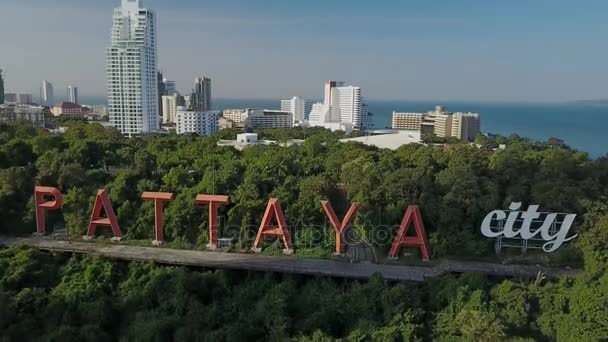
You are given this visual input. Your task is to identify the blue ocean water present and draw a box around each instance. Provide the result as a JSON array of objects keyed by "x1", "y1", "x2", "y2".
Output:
[{"x1": 78, "y1": 96, "x2": 608, "y2": 158}]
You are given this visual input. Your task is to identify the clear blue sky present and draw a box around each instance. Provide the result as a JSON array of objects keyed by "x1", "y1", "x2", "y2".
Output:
[{"x1": 1, "y1": 0, "x2": 606, "y2": 101}]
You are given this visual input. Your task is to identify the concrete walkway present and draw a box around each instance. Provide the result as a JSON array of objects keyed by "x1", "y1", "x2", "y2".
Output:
[{"x1": 0, "y1": 236, "x2": 580, "y2": 282}]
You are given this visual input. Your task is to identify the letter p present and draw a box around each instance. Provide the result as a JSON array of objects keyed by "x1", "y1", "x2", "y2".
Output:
[{"x1": 34, "y1": 186, "x2": 63, "y2": 234}]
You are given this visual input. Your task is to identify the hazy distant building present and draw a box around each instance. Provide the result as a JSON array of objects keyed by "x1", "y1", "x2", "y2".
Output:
[
  {"x1": 392, "y1": 106, "x2": 480, "y2": 141},
  {"x1": 0, "y1": 69, "x2": 4, "y2": 105},
  {"x1": 183, "y1": 94, "x2": 192, "y2": 109},
  {"x1": 4, "y1": 93, "x2": 17, "y2": 104},
  {"x1": 281, "y1": 96, "x2": 306, "y2": 124},
  {"x1": 175, "y1": 108, "x2": 220, "y2": 136},
  {"x1": 107, "y1": 0, "x2": 159, "y2": 137},
  {"x1": 191, "y1": 77, "x2": 211, "y2": 111},
  {"x1": 0, "y1": 104, "x2": 45, "y2": 128},
  {"x1": 175, "y1": 93, "x2": 186, "y2": 107},
  {"x1": 17, "y1": 93, "x2": 33, "y2": 104},
  {"x1": 162, "y1": 79, "x2": 176, "y2": 96},
  {"x1": 41, "y1": 80, "x2": 54, "y2": 106},
  {"x1": 51, "y1": 102, "x2": 83, "y2": 117},
  {"x1": 161, "y1": 95, "x2": 177, "y2": 124},
  {"x1": 308, "y1": 81, "x2": 370, "y2": 131},
  {"x1": 67, "y1": 86, "x2": 78, "y2": 104}
]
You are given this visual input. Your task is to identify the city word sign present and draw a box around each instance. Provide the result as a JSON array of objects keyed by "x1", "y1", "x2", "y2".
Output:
[
  {"x1": 34, "y1": 186, "x2": 432, "y2": 260},
  {"x1": 481, "y1": 202, "x2": 577, "y2": 253}
]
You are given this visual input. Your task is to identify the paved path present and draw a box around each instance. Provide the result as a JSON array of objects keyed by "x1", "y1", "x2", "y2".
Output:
[{"x1": 0, "y1": 237, "x2": 580, "y2": 282}]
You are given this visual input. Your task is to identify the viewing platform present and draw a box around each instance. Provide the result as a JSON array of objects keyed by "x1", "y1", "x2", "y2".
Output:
[{"x1": 0, "y1": 236, "x2": 580, "y2": 282}]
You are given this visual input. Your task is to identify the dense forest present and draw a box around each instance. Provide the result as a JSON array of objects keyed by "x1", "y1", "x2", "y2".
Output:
[
  {"x1": 0, "y1": 235, "x2": 607, "y2": 341},
  {"x1": 1, "y1": 121, "x2": 607, "y2": 261},
  {"x1": 0, "y1": 121, "x2": 607, "y2": 340}
]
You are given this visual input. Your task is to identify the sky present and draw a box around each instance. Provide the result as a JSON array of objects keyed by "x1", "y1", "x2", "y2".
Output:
[{"x1": 0, "y1": 0, "x2": 607, "y2": 102}]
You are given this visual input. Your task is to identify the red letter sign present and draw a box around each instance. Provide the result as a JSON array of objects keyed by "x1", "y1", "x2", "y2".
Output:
[
  {"x1": 34, "y1": 186, "x2": 63, "y2": 234},
  {"x1": 252, "y1": 198, "x2": 293, "y2": 255},
  {"x1": 388, "y1": 205, "x2": 431, "y2": 261},
  {"x1": 84, "y1": 189, "x2": 122, "y2": 241},
  {"x1": 321, "y1": 200, "x2": 360, "y2": 255},
  {"x1": 195, "y1": 194, "x2": 229, "y2": 250},
  {"x1": 141, "y1": 192, "x2": 174, "y2": 245}
]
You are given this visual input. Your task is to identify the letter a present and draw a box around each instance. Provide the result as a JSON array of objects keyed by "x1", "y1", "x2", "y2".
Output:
[
  {"x1": 251, "y1": 198, "x2": 293, "y2": 255},
  {"x1": 388, "y1": 205, "x2": 431, "y2": 261},
  {"x1": 34, "y1": 186, "x2": 63, "y2": 234},
  {"x1": 195, "y1": 194, "x2": 230, "y2": 250},
  {"x1": 321, "y1": 200, "x2": 360, "y2": 255},
  {"x1": 141, "y1": 192, "x2": 174, "y2": 246},
  {"x1": 84, "y1": 189, "x2": 122, "y2": 241}
]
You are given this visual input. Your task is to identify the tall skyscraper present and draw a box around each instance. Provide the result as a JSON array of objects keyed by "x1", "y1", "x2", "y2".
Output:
[
  {"x1": 0, "y1": 69, "x2": 4, "y2": 105},
  {"x1": 107, "y1": 0, "x2": 159, "y2": 137},
  {"x1": 157, "y1": 70, "x2": 165, "y2": 119},
  {"x1": 191, "y1": 77, "x2": 211, "y2": 111},
  {"x1": 308, "y1": 81, "x2": 370, "y2": 130},
  {"x1": 41, "y1": 80, "x2": 54, "y2": 106},
  {"x1": 67, "y1": 85, "x2": 78, "y2": 104},
  {"x1": 162, "y1": 79, "x2": 176, "y2": 95},
  {"x1": 281, "y1": 96, "x2": 306, "y2": 124}
]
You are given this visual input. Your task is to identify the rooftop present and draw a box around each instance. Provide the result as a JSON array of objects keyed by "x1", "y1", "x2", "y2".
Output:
[{"x1": 340, "y1": 130, "x2": 422, "y2": 150}]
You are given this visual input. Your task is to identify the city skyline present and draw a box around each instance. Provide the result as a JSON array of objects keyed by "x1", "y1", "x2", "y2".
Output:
[{"x1": 1, "y1": 0, "x2": 607, "y2": 102}]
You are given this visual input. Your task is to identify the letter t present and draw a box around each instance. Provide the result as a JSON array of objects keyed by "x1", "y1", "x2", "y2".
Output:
[{"x1": 141, "y1": 192, "x2": 174, "y2": 245}]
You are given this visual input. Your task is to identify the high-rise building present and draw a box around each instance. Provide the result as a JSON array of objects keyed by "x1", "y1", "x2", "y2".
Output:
[
  {"x1": 0, "y1": 69, "x2": 4, "y2": 105},
  {"x1": 162, "y1": 78, "x2": 176, "y2": 96},
  {"x1": 17, "y1": 94, "x2": 33, "y2": 104},
  {"x1": 281, "y1": 96, "x2": 306, "y2": 124},
  {"x1": 67, "y1": 85, "x2": 78, "y2": 104},
  {"x1": 191, "y1": 77, "x2": 211, "y2": 111},
  {"x1": 107, "y1": 0, "x2": 159, "y2": 137},
  {"x1": 161, "y1": 95, "x2": 177, "y2": 124},
  {"x1": 308, "y1": 81, "x2": 370, "y2": 131},
  {"x1": 175, "y1": 93, "x2": 186, "y2": 107},
  {"x1": 176, "y1": 108, "x2": 220, "y2": 136},
  {"x1": 41, "y1": 80, "x2": 54, "y2": 106},
  {"x1": 392, "y1": 106, "x2": 480, "y2": 141}
]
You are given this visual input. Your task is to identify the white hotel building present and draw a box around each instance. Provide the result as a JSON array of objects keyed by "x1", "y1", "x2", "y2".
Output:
[
  {"x1": 281, "y1": 96, "x2": 306, "y2": 124},
  {"x1": 176, "y1": 107, "x2": 220, "y2": 136},
  {"x1": 107, "y1": 0, "x2": 159, "y2": 137},
  {"x1": 308, "y1": 81, "x2": 370, "y2": 131}
]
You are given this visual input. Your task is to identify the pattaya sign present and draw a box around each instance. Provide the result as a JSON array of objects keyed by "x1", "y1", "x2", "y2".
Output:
[
  {"x1": 481, "y1": 202, "x2": 577, "y2": 253},
  {"x1": 34, "y1": 186, "x2": 432, "y2": 260}
]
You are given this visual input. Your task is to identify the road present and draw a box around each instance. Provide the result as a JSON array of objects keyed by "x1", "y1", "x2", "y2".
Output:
[{"x1": 0, "y1": 236, "x2": 580, "y2": 282}]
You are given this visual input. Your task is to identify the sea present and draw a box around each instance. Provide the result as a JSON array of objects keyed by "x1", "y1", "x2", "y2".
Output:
[{"x1": 78, "y1": 96, "x2": 608, "y2": 158}]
